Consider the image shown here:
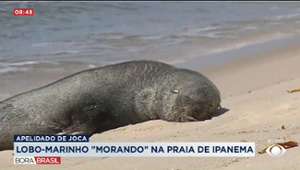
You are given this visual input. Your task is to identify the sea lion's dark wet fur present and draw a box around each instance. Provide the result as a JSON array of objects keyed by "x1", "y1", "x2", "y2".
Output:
[{"x1": 0, "y1": 60, "x2": 221, "y2": 151}]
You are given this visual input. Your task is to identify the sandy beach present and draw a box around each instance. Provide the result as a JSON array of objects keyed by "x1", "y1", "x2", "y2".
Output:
[{"x1": 0, "y1": 37, "x2": 300, "y2": 169}]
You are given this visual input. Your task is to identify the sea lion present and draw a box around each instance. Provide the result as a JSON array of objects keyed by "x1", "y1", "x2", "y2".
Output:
[{"x1": 0, "y1": 60, "x2": 221, "y2": 151}]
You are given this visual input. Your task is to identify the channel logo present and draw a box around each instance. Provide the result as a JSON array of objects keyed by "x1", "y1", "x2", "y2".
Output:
[
  {"x1": 14, "y1": 156, "x2": 61, "y2": 164},
  {"x1": 266, "y1": 144, "x2": 286, "y2": 157}
]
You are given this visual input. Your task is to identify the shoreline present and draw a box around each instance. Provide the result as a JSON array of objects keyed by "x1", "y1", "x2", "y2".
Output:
[
  {"x1": 1, "y1": 33, "x2": 300, "y2": 169},
  {"x1": 1, "y1": 34, "x2": 299, "y2": 100},
  {"x1": 175, "y1": 33, "x2": 300, "y2": 70},
  {"x1": 177, "y1": 33, "x2": 300, "y2": 98}
]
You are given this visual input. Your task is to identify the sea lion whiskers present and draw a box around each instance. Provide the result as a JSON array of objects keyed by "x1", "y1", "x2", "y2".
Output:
[{"x1": 176, "y1": 106, "x2": 191, "y2": 122}]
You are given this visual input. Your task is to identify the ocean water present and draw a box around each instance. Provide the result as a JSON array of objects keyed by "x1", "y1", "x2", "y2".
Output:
[{"x1": 1, "y1": 1, "x2": 300, "y2": 74}]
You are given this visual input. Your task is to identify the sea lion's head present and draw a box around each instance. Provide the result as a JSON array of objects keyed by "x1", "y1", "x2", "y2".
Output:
[{"x1": 167, "y1": 70, "x2": 221, "y2": 122}]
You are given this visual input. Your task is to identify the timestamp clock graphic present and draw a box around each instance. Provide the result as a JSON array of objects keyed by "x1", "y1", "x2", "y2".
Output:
[{"x1": 14, "y1": 8, "x2": 34, "y2": 16}]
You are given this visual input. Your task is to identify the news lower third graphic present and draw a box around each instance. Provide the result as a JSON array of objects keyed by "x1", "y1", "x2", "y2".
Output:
[{"x1": 14, "y1": 135, "x2": 255, "y2": 164}]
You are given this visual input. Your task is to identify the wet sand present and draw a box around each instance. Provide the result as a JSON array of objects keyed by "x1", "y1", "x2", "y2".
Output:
[{"x1": 0, "y1": 36, "x2": 300, "y2": 169}]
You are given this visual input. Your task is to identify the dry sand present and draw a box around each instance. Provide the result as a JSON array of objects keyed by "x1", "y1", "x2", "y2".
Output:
[{"x1": 0, "y1": 42, "x2": 300, "y2": 169}]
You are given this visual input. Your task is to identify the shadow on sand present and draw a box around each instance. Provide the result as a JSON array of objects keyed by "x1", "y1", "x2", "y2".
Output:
[{"x1": 214, "y1": 107, "x2": 230, "y2": 118}]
